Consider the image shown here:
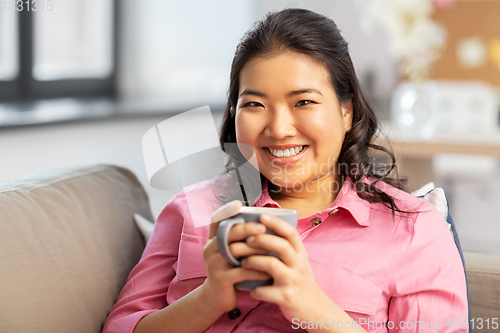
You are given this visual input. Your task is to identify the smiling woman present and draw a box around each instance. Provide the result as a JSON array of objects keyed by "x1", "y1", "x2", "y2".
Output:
[
  {"x1": 219, "y1": 13, "x2": 408, "y2": 218},
  {"x1": 103, "y1": 8, "x2": 469, "y2": 333},
  {"x1": 234, "y1": 51, "x2": 353, "y2": 218}
]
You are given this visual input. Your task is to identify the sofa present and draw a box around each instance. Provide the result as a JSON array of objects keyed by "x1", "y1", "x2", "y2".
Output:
[{"x1": 0, "y1": 164, "x2": 498, "y2": 333}]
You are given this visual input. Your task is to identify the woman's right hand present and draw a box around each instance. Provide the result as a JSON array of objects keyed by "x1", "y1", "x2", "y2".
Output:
[{"x1": 199, "y1": 200, "x2": 271, "y2": 314}]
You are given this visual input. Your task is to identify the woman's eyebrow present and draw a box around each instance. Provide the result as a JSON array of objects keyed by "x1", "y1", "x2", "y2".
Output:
[
  {"x1": 287, "y1": 88, "x2": 323, "y2": 97},
  {"x1": 238, "y1": 88, "x2": 323, "y2": 99},
  {"x1": 239, "y1": 89, "x2": 266, "y2": 98}
]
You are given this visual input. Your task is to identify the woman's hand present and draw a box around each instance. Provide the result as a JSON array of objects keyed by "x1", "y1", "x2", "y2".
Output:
[
  {"x1": 239, "y1": 213, "x2": 330, "y2": 324},
  {"x1": 199, "y1": 200, "x2": 272, "y2": 315}
]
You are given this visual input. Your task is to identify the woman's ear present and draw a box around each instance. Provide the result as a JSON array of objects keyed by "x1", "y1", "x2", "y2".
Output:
[{"x1": 341, "y1": 98, "x2": 353, "y2": 132}]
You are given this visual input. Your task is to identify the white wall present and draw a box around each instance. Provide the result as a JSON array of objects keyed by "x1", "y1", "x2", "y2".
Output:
[
  {"x1": 117, "y1": 0, "x2": 256, "y2": 106},
  {"x1": 255, "y1": 0, "x2": 397, "y2": 104},
  {"x1": 118, "y1": 0, "x2": 398, "y2": 110}
]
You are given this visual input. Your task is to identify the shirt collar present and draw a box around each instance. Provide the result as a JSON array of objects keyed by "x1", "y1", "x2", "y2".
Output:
[{"x1": 254, "y1": 178, "x2": 371, "y2": 226}]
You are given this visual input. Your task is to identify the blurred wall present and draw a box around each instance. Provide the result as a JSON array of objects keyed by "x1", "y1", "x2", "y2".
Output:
[
  {"x1": 117, "y1": 0, "x2": 397, "y2": 114},
  {"x1": 255, "y1": 0, "x2": 397, "y2": 112},
  {"x1": 117, "y1": 0, "x2": 256, "y2": 107}
]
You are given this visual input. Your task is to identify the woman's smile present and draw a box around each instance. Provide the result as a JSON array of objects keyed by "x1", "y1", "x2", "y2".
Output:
[{"x1": 262, "y1": 145, "x2": 308, "y2": 166}]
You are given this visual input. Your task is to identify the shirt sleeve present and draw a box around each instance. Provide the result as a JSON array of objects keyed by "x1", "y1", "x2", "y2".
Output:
[
  {"x1": 388, "y1": 202, "x2": 469, "y2": 332},
  {"x1": 102, "y1": 195, "x2": 184, "y2": 333}
]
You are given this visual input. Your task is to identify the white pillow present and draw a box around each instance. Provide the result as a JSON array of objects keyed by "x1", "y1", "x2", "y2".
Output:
[
  {"x1": 412, "y1": 182, "x2": 453, "y2": 236},
  {"x1": 134, "y1": 214, "x2": 154, "y2": 243}
]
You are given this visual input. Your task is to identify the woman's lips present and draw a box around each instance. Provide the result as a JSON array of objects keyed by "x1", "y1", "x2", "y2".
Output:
[{"x1": 263, "y1": 145, "x2": 308, "y2": 166}]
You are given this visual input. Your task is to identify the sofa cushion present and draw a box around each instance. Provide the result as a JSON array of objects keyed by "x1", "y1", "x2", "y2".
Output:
[{"x1": 0, "y1": 164, "x2": 153, "y2": 333}]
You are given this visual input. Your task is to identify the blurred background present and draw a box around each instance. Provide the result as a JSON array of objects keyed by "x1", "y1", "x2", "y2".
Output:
[{"x1": 0, "y1": 0, "x2": 499, "y2": 254}]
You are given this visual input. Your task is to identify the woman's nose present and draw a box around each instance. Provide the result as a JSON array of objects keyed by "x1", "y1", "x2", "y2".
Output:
[{"x1": 264, "y1": 106, "x2": 297, "y2": 139}]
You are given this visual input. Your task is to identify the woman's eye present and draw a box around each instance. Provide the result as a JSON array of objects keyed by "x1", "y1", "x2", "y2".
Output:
[
  {"x1": 296, "y1": 100, "x2": 314, "y2": 107},
  {"x1": 244, "y1": 102, "x2": 264, "y2": 107}
]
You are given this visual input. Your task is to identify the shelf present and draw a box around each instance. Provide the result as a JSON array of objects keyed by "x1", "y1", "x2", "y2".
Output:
[
  {"x1": 373, "y1": 122, "x2": 500, "y2": 190},
  {"x1": 375, "y1": 122, "x2": 500, "y2": 159}
]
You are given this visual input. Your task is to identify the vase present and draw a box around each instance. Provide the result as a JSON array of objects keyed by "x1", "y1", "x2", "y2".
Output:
[{"x1": 391, "y1": 81, "x2": 437, "y2": 138}]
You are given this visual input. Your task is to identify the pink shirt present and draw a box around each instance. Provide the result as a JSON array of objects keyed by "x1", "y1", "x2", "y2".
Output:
[{"x1": 103, "y1": 177, "x2": 468, "y2": 332}]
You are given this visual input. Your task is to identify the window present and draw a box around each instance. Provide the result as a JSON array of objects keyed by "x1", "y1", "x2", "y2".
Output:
[
  {"x1": 0, "y1": 9, "x2": 18, "y2": 81},
  {"x1": 0, "y1": 0, "x2": 117, "y2": 102}
]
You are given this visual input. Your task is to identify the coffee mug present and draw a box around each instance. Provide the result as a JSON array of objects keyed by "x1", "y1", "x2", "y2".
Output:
[{"x1": 216, "y1": 206, "x2": 299, "y2": 291}]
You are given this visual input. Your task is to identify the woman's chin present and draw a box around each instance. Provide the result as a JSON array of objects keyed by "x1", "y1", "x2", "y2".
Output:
[{"x1": 267, "y1": 178, "x2": 308, "y2": 191}]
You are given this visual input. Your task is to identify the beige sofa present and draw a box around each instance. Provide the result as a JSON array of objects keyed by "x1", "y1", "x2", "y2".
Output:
[{"x1": 0, "y1": 164, "x2": 498, "y2": 333}]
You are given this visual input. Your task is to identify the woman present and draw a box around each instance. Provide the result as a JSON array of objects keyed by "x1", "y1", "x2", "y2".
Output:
[{"x1": 103, "y1": 8, "x2": 468, "y2": 333}]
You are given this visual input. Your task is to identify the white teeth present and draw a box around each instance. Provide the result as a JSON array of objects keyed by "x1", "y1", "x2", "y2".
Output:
[{"x1": 267, "y1": 146, "x2": 305, "y2": 158}]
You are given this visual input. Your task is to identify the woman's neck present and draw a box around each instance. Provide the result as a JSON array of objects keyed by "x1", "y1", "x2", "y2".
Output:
[{"x1": 267, "y1": 174, "x2": 343, "y2": 219}]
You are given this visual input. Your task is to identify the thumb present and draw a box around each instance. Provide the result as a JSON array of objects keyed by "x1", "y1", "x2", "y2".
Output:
[{"x1": 208, "y1": 200, "x2": 242, "y2": 239}]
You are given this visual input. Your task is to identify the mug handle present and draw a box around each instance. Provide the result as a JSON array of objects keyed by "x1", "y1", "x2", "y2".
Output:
[{"x1": 217, "y1": 217, "x2": 246, "y2": 266}]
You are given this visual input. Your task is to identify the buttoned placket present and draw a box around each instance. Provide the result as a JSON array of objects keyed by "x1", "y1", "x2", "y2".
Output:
[
  {"x1": 328, "y1": 208, "x2": 339, "y2": 216},
  {"x1": 212, "y1": 292, "x2": 262, "y2": 332},
  {"x1": 297, "y1": 207, "x2": 341, "y2": 239},
  {"x1": 310, "y1": 207, "x2": 339, "y2": 227}
]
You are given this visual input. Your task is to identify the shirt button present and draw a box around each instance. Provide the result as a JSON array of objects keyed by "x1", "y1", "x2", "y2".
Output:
[
  {"x1": 310, "y1": 217, "x2": 322, "y2": 226},
  {"x1": 228, "y1": 308, "x2": 241, "y2": 320},
  {"x1": 328, "y1": 208, "x2": 339, "y2": 216}
]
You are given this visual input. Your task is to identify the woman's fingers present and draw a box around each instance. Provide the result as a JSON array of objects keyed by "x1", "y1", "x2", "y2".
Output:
[
  {"x1": 258, "y1": 214, "x2": 305, "y2": 253},
  {"x1": 228, "y1": 240, "x2": 270, "y2": 259},
  {"x1": 204, "y1": 223, "x2": 268, "y2": 263},
  {"x1": 240, "y1": 254, "x2": 289, "y2": 280},
  {"x1": 248, "y1": 284, "x2": 284, "y2": 304},
  {"x1": 245, "y1": 233, "x2": 297, "y2": 266},
  {"x1": 227, "y1": 222, "x2": 266, "y2": 243},
  {"x1": 228, "y1": 267, "x2": 272, "y2": 283},
  {"x1": 204, "y1": 239, "x2": 272, "y2": 282},
  {"x1": 208, "y1": 200, "x2": 242, "y2": 239}
]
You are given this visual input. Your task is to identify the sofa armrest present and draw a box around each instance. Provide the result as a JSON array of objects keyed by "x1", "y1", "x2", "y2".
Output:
[
  {"x1": 0, "y1": 164, "x2": 153, "y2": 333},
  {"x1": 464, "y1": 251, "x2": 500, "y2": 323}
]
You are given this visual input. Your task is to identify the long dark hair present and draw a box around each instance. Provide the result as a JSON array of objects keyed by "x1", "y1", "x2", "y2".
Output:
[{"x1": 216, "y1": 8, "x2": 410, "y2": 215}]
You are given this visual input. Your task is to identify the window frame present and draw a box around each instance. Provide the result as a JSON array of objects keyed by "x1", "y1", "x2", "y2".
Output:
[{"x1": 0, "y1": 0, "x2": 118, "y2": 102}]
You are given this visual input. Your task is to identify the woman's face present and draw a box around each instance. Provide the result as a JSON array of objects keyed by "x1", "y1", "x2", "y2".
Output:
[{"x1": 235, "y1": 51, "x2": 353, "y2": 191}]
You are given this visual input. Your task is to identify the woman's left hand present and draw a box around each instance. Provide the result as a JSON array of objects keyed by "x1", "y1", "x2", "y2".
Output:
[{"x1": 241, "y1": 213, "x2": 330, "y2": 324}]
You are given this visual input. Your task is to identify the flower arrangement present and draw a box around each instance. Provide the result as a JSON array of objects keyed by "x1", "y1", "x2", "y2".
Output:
[{"x1": 360, "y1": 0, "x2": 448, "y2": 83}]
